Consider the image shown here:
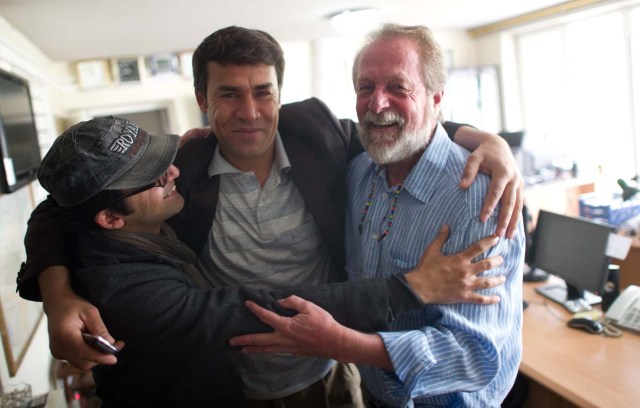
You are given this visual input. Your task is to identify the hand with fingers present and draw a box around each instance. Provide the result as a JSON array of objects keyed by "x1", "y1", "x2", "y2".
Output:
[
  {"x1": 231, "y1": 297, "x2": 396, "y2": 369},
  {"x1": 45, "y1": 292, "x2": 124, "y2": 371},
  {"x1": 459, "y1": 134, "x2": 524, "y2": 239},
  {"x1": 404, "y1": 225, "x2": 505, "y2": 305},
  {"x1": 229, "y1": 296, "x2": 350, "y2": 359}
]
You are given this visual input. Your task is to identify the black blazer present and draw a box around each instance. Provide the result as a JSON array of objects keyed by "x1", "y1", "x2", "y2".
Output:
[{"x1": 170, "y1": 97, "x2": 361, "y2": 283}]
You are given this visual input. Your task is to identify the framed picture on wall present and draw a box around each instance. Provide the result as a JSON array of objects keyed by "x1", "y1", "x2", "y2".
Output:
[
  {"x1": 76, "y1": 60, "x2": 111, "y2": 89},
  {"x1": 145, "y1": 53, "x2": 179, "y2": 77},
  {"x1": 113, "y1": 57, "x2": 141, "y2": 83}
]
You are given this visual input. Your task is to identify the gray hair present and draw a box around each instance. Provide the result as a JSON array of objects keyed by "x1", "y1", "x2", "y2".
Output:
[{"x1": 352, "y1": 24, "x2": 447, "y2": 94}]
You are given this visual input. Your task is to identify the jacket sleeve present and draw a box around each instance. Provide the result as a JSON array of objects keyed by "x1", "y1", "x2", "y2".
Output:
[
  {"x1": 442, "y1": 121, "x2": 472, "y2": 141},
  {"x1": 18, "y1": 197, "x2": 77, "y2": 301},
  {"x1": 73, "y1": 263, "x2": 422, "y2": 353}
]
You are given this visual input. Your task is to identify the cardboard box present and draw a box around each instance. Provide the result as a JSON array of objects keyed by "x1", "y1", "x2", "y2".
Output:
[{"x1": 579, "y1": 192, "x2": 640, "y2": 226}]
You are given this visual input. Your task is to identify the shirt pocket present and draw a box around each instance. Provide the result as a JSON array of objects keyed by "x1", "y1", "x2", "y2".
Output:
[{"x1": 387, "y1": 249, "x2": 419, "y2": 274}]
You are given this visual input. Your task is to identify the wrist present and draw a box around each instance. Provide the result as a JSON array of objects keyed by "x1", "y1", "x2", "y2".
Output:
[
  {"x1": 340, "y1": 330, "x2": 392, "y2": 370},
  {"x1": 404, "y1": 269, "x2": 430, "y2": 303},
  {"x1": 38, "y1": 266, "x2": 74, "y2": 311}
]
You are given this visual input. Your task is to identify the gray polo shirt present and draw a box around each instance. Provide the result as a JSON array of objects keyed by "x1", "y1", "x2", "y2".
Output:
[{"x1": 197, "y1": 132, "x2": 335, "y2": 399}]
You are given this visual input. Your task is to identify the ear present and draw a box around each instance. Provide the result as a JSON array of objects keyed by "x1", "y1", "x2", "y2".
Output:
[
  {"x1": 433, "y1": 90, "x2": 444, "y2": 107},
  {"x1": 195, "y1": 91, "x2": 207, "y2": 113},
  {"x1": 94, "y1": 209, "x2": 126, "y2": 230},
  {"x1": 432, "y1": 90, "x2": 444, "y2": 118}
]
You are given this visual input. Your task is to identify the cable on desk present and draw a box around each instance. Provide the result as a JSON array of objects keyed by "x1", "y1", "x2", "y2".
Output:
[{"x1": 601, "y1": 319, "x2": 623, "y2": 338}]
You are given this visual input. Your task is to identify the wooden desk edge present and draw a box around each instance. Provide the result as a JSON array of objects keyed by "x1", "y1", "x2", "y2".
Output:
[{"x1": 519, "y1": 360, "x2": 596, "y2": 408}]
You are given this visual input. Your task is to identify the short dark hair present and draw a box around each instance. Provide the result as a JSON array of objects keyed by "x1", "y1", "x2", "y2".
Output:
[
  {"x1": 71, "y1": 190, "x2": 134, "y2": 230},
  {"x1": 192, "y1": 26, "x2": 285, "y2": 96}
]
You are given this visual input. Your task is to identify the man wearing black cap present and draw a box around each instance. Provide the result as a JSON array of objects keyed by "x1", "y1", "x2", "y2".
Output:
[
  {"x1": 36, "y1": 116, "x2": 504, "y2": 407},
  {"x1": 36, "y1": 116, "x2": 244, "y2": 406}
]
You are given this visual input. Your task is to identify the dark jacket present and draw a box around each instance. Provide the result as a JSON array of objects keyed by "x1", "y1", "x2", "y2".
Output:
[
  {"x1": 72, "y1": 231, "x2": 417, "y2": 407},
  {"x1": 72, "y1": 232, "x2": 246, "y2": 407},
  {"x1": 169, "y1": 97, "x2": 363, "y2": 282}
]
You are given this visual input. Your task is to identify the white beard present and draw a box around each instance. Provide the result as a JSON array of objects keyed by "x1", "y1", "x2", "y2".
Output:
[{"x1": 358, "y1": 111, "x2": 431, "y2": 165}]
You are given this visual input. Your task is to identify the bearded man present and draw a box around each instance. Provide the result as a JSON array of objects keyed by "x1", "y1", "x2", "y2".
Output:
[{"x1": 229, "y1": 24, "x2": 525, "y2": 408}]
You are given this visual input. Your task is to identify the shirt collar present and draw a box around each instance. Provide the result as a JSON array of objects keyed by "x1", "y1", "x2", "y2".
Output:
[
  {"x1": 370, "y1": 122, "x2": 451, "y2": 204},
  {"x1": 207, "y1": 131, "x2": 291, "y2": 177},
  {"x1": 402, "y1": 122, "x2": 451, "y2": 204}
]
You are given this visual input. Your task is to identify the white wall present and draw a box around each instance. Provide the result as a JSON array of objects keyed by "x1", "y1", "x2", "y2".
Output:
[{"x1": 0, "y1": 14, "x2": 58, "y2": 396}]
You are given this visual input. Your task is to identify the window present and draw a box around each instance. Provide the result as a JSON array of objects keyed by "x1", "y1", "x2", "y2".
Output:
[
  {"x1": 631, "y1": 8, "x2": 640, "y2": 175},
  {"x1": 518, "y1": 7, "x2": 639, "y2": 179}
]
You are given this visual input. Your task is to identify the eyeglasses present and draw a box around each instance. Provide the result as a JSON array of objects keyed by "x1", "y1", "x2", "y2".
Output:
[{"x1": 107, "y1": 171, "x2": 169, "y2": 205}]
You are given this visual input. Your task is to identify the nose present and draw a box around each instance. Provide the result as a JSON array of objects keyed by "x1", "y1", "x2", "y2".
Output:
[
  {"x1": 368, "y1": 88, "x2": 390, "y2": 114},
  {"x1": 167, "y1": 164, "x2": 180, "y2": 181},
  {"x1": 236, "y1": 95, "x2": 260, "y2": 121}
]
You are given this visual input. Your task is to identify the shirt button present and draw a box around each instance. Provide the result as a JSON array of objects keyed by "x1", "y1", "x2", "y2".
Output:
[
  {"x1": 258, "y1": 201, "x2": 264, "y2": 206},
  {"x1": 382, "y1": 193, "x2": 388, "y2": 199},
  {"x1": 371, "y1": 233, "x2": 378, "y2": 240}
]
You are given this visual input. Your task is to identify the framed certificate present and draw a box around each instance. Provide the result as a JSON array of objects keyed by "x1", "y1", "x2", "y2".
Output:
[{"x1": 76, "y1": 60, "x2": 111, "y2": 89}]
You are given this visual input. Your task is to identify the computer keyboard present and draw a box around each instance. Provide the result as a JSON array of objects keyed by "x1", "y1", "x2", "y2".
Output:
[{"x1": 564, "y1": 298, "x2": 592, "y2": 314}]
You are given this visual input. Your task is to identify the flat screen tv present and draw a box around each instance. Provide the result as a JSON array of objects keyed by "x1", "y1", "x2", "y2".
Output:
[{"x1": 0, "y1": 69, "x2": 41, "y2": 193}]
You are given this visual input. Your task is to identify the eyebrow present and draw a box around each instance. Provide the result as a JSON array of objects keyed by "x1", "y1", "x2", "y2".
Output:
[{"x1": 216, "y1": 83, "x2": 274, "y2": 92}]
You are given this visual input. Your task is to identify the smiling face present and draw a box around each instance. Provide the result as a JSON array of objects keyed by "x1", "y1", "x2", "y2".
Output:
[
  {"x1": 120, "y1": 164, "x2": 184, "y2": 233},
  {"x1": 354, "y1": 37, "x2": 443, "y2": 165},
  {"x1": 196, "y1": 62, "x2": 281, "y2": 172}
]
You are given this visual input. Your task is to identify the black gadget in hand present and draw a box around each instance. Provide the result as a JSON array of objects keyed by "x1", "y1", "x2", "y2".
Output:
[{"x1": 82, "y1": 333, "x2": 120, "y2": 355}]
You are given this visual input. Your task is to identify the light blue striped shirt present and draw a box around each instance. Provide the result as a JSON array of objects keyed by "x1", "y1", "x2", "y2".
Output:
[{"x1": 346, "y1": 124, "x2": 524, "y2": 407}]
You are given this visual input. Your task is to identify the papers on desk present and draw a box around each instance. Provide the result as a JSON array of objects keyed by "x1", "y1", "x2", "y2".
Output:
[{"x1": 606, "y1": 233, "x2": 632, "y2": 260}]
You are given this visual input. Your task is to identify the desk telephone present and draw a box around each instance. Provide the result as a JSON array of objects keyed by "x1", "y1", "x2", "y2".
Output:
[{"x1": 605, "y1": 285, "x2": 640, "y2": 332}]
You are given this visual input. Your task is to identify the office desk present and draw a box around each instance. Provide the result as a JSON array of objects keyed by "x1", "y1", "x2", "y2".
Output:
[{"x1": 520, "y1": 278, "x2": 640, "y2": 407}]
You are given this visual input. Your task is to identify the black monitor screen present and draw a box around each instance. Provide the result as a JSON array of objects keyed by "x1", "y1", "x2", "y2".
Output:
[
  {"x1": 0, "y1": 69, "x2": 41, "y2": 192},
  {"x1": 532, "y1": 210, "x2": 614, "y2": 312},
  {"x1": 498, "y1": 131, "x2": 525, "y2": 149}
]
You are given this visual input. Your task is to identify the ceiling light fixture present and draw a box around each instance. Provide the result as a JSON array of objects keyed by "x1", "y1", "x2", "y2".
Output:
[{"x1": 329, "y1": 8, "x2": 381, "y2": 35}]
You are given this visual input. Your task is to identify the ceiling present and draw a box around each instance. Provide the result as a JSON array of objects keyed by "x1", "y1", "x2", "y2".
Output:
[{"x1": 0, "y1": 0, "x2": 568, "y2": 62}]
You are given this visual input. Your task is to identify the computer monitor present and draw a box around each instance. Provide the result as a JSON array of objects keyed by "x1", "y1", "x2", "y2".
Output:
[
  {"x1": 498, "y1": 131, "x2": 525, "y2": 149},
  {"x1": 532, "y1": 210, "x2": 615, "y2": 313}
]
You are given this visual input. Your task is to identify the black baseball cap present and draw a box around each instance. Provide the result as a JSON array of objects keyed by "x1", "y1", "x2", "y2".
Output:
[{"x1": 38, "y1": 116, "x2": 179, "y2": 207}]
